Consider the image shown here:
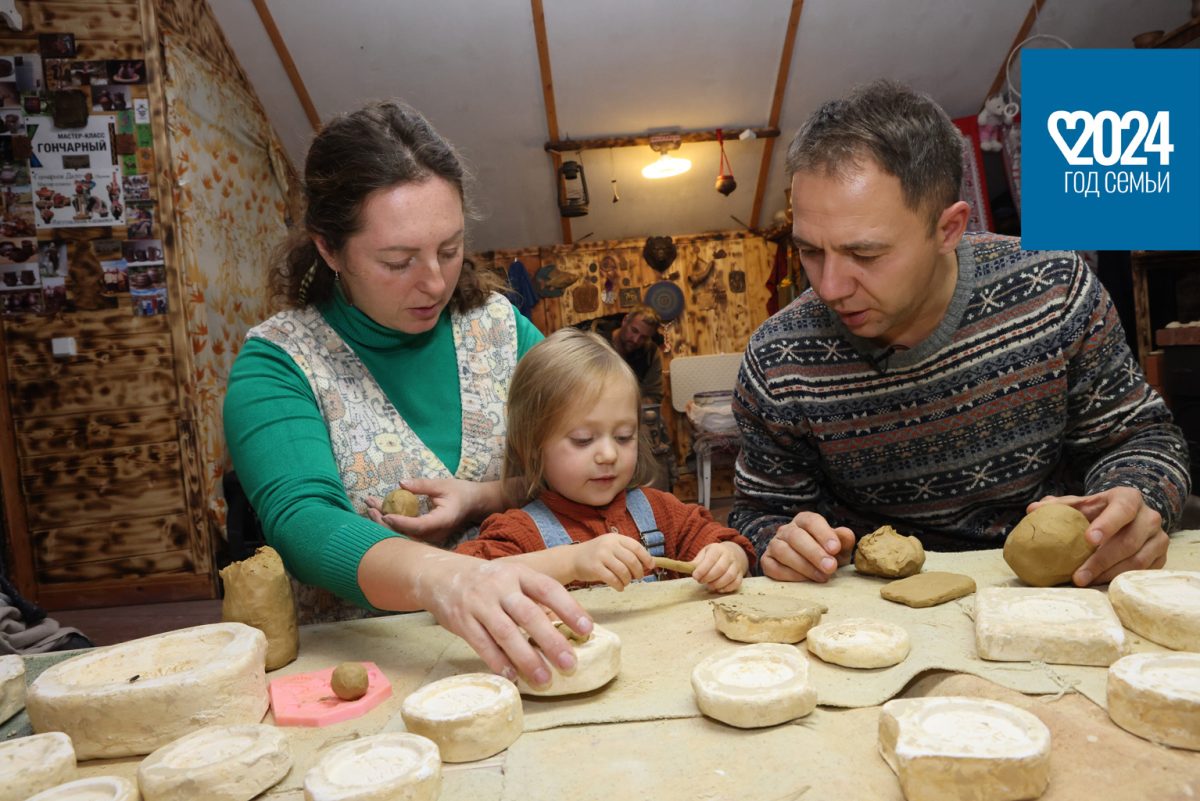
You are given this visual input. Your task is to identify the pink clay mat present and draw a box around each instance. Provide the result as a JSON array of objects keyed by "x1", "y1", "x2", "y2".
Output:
[{"x1": 269, "y1": 662, "x2": 392, "y2": 726}]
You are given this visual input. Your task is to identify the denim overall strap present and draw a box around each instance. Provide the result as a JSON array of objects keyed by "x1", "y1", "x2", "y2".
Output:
[
  {"x1": 625, "y1": 488, "x2": 666, "y2": 582},
  {"x1": 521, "y1": 499, "x2": 575, "y2": 549}
]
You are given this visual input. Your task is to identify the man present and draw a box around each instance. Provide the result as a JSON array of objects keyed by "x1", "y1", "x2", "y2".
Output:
[
  {"x1": 730, "y1": 80, "x2": 1189, "y2": 588},
  {"x1": 575, "y1": 306, "x2": 664, "y2": 403}
]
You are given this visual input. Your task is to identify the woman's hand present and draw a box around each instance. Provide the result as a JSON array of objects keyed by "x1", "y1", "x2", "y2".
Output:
[
  {"x1": 361, "y1": 541, "x2": 593, "y2": 687},
  {"x1": 365, "y1": 477, "x2": 492, "y2": 546},
  {"x1": 691, "y1": 541, "x2": 749, "y2": 593},
  {"x1": 569, "y1": 534, "x2": 653, "y2": 590}
]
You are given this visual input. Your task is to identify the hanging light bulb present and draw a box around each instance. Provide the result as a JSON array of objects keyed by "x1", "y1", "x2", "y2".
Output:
[{"x1": 642, "y1": 134, "x2": 691, "y2": 180}]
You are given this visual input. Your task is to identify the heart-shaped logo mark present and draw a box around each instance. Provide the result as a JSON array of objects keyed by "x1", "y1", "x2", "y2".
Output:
[{"x1": 1047, "y1": 111, "x2": 1092, "y2": 164}]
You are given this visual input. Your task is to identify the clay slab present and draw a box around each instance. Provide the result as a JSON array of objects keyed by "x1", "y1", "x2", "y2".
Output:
[{"x1": 975, "y1": 587, "x2": 1125, "y2": 667}]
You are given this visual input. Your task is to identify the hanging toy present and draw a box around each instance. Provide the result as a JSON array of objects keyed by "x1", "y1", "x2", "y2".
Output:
[{"x1": 715, "y1": 129, "x2": 736, "y2": 196}]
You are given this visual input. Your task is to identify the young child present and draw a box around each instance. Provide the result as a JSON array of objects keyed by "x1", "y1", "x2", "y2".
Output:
[{"x1": 456, "y1": 328, "x2": 754, "y2": 592}]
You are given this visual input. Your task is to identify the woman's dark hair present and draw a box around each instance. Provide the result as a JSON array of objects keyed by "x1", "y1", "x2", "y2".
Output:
[{"x1": 270, "y1": 99, "x2": 502, "y2": 310}]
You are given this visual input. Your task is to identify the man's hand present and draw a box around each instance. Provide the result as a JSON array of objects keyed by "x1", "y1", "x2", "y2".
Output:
[
  {"x1": 569, "y1": 534, "x2": 653, "y2": 590},
  {"x1": 1028, "y1": 487, "x2": 1168, "y2": 586},
  {"x1": 691, "y1": 541, "x2": 749, "y2": 593},
  {"x1": 761, "y1": 511, "x2": 856, "y2": 582}
]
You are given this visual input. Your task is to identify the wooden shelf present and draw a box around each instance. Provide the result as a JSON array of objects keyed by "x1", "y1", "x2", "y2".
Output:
[{"x1": 1155, "y1": 15, "x2": 1200, "y2": 48}]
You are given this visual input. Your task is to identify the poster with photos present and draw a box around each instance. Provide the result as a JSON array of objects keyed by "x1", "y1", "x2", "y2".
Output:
[
  {"x1": 27, "y1": 114, "x2": 125, "y2": 229},
  {"x1": 1, "y1": 249, "x2": 41, "y2": 315},
  {"x1": 0, "y1": 53, "x2": 44, "y2": 135},
  {"x1": 107, "y1": 60, "x2": 146, "y2": 84},
  {"x1": 126, "y1": 238, "x2": 167, "y2": 316},
  {"x1": 100, "y1": 257, "x2": 128, "y2": 295}
]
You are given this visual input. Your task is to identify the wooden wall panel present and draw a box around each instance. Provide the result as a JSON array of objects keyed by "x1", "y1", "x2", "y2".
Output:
[
  {"x1": 7, "y1": 333, "x2": 173, "y2": 381},
  {"x1": 24, "y1": 473, "x2": 185, "y2": 529},
  {"x1": 21, "y1": 442, "x2": 180, "y2": 490},
  {"x1": 14, "y1": 407, "x2": 178, "y2": 457},
  {"x1": 34, "y1": 514, "x2": 191, "y2": 569},
  {"x1": 13, "y1": 369, "x2": 177, "y2": 417},
  {"x1": 37, "y1": 550, "x2": 194, "y2": 584},
  {"x1": 22, "y1": 2, "x2": 141, "y2": 38},
  {"x1": 0, "y1": 0, "x2": 218, "y2": 607}
]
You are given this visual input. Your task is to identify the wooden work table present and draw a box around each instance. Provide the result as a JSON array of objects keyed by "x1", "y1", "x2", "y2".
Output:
[{"x1": 6, "y1": 533, "x2": 1200, "y2": 799}]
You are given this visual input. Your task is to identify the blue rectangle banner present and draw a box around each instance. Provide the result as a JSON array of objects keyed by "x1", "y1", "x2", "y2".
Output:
[{"x1": 1022, "y1": 49, "x2": 1199, "y2": 250}]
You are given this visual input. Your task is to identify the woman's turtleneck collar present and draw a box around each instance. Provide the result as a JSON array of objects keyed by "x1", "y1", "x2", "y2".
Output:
[{"x1": 316, "y1": 282, "x2": 448, "y2": 351}]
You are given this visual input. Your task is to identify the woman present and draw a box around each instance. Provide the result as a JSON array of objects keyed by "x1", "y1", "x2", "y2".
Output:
[{"x1": 224, "y1": 100, "x2": 588, "y2": 687}]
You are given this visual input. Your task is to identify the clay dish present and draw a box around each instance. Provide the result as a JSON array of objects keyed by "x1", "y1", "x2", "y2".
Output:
[
  {"x1": 0, "y1": 732, "x2": 76, "y2": 801},
  {"x1": 27, "y1": 622, "x2": 269, "y2": 759},
  {"x1": 691, "y1": 643, "x2": 816, "y2": 728},
  {"x1": 1108, "y1": 570, "x2": 1200, "y2": 651},
  {"x1": 1107, "y1": 652, "x2": 1200, "y2": 751},
  {"x1": 304, "y1": 733, "x2": 441, "y2": 801},
  {"x1": 400, "y1": 673, "x2": 522, "y2": 762},
  {"x1": 806, "y1": 618, "x2": 911, "y2": 669},
  {"x1": 26, "y1": 776, "x2": 139, "y2": 801},
  {"x1": 516, "y1": 623, "x2": 620, "y2": 696},
  {"x1": 879, "y1": 696, "x2": 1051, "y2": 801},
  {"x1": 138, "y1": 724, "x2": 291, "y2": 801}
]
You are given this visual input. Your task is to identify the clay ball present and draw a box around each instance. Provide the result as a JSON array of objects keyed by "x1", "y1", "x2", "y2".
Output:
[
  {"x1": 381, "y1": 488, "x2": 420, "y2": 517},
  {"x1": 854, "y1": 525, "x2": 925, "y2": 578},
  {"x1": 1003, "y1": 504, "x2": 1094, "y2": 587},
  {"x1": 330, "y1": 662, "x2": 369, "y2": 701}
]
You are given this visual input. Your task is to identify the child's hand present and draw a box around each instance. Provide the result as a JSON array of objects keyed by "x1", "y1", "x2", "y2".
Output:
[
  {"x1": 571, "y1": 534, "x2": 653, "y2": 591},
  {"x1": 691, "y1": 542, "x2": 749, "y2": 593}
]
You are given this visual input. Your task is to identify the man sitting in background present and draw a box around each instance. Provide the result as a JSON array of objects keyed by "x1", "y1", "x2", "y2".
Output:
[{"x1": 575, "y1": 305, "x2": 665, "y2": 403}]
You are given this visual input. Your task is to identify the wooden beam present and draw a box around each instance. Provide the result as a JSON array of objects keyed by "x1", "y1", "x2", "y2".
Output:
[
  {"x1": 252, "y1": 0, "x2": 321, "y2": 131},
  {"x1": 750, "y1": 0, "x2": 804, "y2": 230},
  {"x1": 531, "y1": 0, "x2": 572, "y2": 244},
  {"x1": 142, "y1": 0, "x2": 216, "y2": 594},
  {"x1": 982, "y1": 0, "x2": 1049, "y2": 109},
  {"x1": 546, "y1": 127, "x2": 780, "y2": 153}
]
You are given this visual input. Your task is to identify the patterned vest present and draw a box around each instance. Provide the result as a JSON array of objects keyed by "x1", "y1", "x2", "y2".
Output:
[{"x1": 247, "y1": 292, "x2": 519, "y2": 623}]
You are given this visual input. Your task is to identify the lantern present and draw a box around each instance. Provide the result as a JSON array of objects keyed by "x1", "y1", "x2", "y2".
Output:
[{"x1": 557, "y1": 159, "x2": 590, "y2": 218}]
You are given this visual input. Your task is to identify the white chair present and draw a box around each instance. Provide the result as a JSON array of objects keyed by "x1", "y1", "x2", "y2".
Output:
[{"x1": 669, "y1": 353, "x2": 745, "y2": 507}]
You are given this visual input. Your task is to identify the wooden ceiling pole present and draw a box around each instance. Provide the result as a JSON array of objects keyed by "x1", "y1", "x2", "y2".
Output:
[
  {"x1": 982, "y1": 0, "x2": 1049, "y2": 110},
  {"x1": 252, "y1": 0, "x2": 321, "y2": 131},
  {"x1": 750, "y1": 0, "x2": 804, "y2": 230},
  {"x1": 547, "y1": 127, "x2": 780, "y2": 153},
  {"x1": 531, "y1": 0, "x2": 572, "y2": 244}
]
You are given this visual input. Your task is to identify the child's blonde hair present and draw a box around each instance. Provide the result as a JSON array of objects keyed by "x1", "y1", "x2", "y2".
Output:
[{"x1": 504, "y1": 328, "x2": 660, "y2": 504}]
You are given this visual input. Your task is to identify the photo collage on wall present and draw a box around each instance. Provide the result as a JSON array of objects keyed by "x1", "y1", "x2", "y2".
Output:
[{"x1": 0, "y1": 32, "x2": 160, "y2": 317}]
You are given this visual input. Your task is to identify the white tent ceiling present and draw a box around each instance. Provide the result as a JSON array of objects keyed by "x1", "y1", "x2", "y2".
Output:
[{"x1": 208, "y1": 0, "x2": 1192, "y2": 252}]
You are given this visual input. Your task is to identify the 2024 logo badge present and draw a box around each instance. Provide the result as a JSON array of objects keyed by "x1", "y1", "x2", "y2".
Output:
[{"x1": 1047, "y1": 110, "x2": 1173, "y2": 167}]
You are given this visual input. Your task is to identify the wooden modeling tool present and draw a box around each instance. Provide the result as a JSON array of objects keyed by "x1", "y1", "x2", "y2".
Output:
[{"x1": 653, "y1": 556, "x2": 696, "y2": 575}]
